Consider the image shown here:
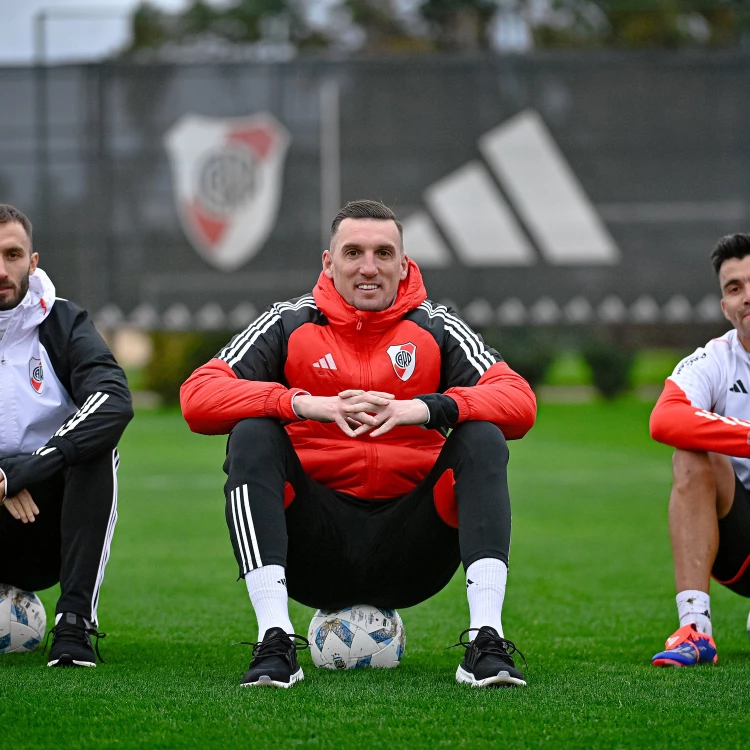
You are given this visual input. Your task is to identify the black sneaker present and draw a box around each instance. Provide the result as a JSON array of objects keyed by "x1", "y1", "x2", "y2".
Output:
[
  {"x1": 454, "y1": 626, "x2": 527, "y2": 687},
  {"x1": 239, "y1": 627, "x2": 308, "y2": 688},
  {"x1": 46, "y1": 612, "x2": 106, "y2": 668}
]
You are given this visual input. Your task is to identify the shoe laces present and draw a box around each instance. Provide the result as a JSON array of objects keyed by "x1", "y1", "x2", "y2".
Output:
[
  {"x1": 450, "y1": 628, "x2": 528, "y2": 668},
  {"x1": 234, "y1": 632, "x2": 309, "y2": 664},
  {"x1": 44, "y1": 621, "x2": 108, "y2": 663}
]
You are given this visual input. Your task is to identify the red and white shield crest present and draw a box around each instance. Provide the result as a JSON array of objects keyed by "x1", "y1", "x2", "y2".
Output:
[
  {"x1": 29, "y1": 357, "x2": 44, "y2": 394},
  {"x1": 387, "y1": 342, "x2": 417, "y2": 381},
  {"x1": 164, "y1": 113, "x2": 290, "y2": 271}
]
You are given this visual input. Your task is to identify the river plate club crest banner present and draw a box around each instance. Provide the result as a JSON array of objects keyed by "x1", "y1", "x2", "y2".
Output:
[{"x1": 164, "y1": 113, "x2": 290, "y2": 271}]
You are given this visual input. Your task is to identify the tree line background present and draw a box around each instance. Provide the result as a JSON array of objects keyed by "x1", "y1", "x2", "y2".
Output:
[{"x1": 127, "y1": 0, "x2": 750, "y2": 59}]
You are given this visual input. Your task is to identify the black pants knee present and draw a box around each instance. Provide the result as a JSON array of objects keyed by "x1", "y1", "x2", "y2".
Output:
[
  {"x1": 223, "y1": 418, "x2": 512, "y2": 609},
  {"x1": 0, "y1": 450, "x2": 120, "y2": 625}
]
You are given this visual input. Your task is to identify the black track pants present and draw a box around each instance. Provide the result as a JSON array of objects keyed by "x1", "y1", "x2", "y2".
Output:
[
  {"x1": 0, "y1": 449, "x2": 119, "y2": 625},
  {"x1": 223, "y1": 418, "x2": 512, "y2": 610}
]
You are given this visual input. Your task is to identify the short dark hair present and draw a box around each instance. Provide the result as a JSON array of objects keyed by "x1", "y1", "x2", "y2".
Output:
[
  {"x1": 330, "y1": 199, "x2": 403, "y2": 241},
  {"x1": 711, "y1": 232, "x2": 750, "y2": 275},
  {"x1": 0, "y1": 204, "x2": 32, "y2": 241}
]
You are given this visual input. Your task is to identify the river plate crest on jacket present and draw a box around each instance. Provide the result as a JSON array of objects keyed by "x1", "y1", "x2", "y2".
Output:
[
  {"x1": 387, "y1": 342, "x2": 417, "y2": 381},
  {"x1": 29, "y1": 356, "x2": 44, "y2": 394},
  {"x1": 164, "y1": 113, "x2": 291, "y2": 271}
]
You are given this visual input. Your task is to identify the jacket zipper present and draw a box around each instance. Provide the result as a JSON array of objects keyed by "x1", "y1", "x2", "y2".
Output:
[{"x1": 355, "y1": 316, "x2": 377, "y2": 495}]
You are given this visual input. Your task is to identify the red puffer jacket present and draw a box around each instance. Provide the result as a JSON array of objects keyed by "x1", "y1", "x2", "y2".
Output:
[{"x1": 181, "y1": 260, "x2": 536, "y2": 499}]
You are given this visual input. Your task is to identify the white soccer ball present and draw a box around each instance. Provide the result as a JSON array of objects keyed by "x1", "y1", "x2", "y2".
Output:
[
  {"x1": 0, "y1": 584, "x2": 47, "y2": 653},
  {"x1": 308, "y1": 604, "x2": 406, "y2": 670}
]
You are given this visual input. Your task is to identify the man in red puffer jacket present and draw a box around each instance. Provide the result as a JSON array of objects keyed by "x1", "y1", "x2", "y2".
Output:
[{"x1": 181, "y1": 199, "x2": 536, "y2": 689}]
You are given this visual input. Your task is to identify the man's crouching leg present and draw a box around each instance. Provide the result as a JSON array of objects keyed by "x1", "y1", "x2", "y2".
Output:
[
  {"x1": 223, "y1": 418, "x2": 306, "y2": 688},
  {"x1": 437, "y1": 422, "x2": 526, "y2": 687},
  {"x1": 48, "y1": 449, "x2": 119, "y2": 667},
  {"x1": 652, "y1": 449, "x2": 734, "y2": 667}
]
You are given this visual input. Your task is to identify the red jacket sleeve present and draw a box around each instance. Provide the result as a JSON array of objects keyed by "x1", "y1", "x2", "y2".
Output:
[
  {"x1": 445, "y1": 362, "x2": 536, "y2": 439},
  {"x1": 180, "y1": 358, "x2": 307, "y2": 435},
  {"x1": 650, "y1": 379, "x2": 750, "y2": 457}
]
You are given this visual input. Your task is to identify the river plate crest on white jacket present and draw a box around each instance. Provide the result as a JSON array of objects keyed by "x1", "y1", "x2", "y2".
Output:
[{"x1": 164, "y1": 113, "x2": 291, "y2": 271}]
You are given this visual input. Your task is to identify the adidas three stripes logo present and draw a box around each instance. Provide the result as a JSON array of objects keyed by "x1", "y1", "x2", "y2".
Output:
[
  {"x1": 403, "y1": 109, "x2": 620, "y2": 269},
  {"x1": 313, "y1": 353, "x2": 337, "y2": 370},
  {"x1": 229, "y1": 484, "x2": 263, "y2": 573}
]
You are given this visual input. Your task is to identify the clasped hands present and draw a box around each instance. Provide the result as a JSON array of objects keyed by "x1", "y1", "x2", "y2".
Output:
[
  {"x1": 293, "y1": 390, "x2": 429, "y2": 439},
  {"x1": 0, "y1": 476, "x2": 39, "y2": 523}
]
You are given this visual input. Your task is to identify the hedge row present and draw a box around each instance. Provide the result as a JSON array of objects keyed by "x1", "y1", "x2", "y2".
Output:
[{"x1": 142, "y1": 329, "x2": 639, "y2": 405}]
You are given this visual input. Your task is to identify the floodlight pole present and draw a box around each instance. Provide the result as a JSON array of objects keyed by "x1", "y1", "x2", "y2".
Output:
[
  {"x1": 320, "y1": 80, "x2": 341, "y2": 249},
  {"x1": 34, "y1": 6, "x2": 131, "y2": 63},
  {"x1": 32, "y1": 6, "x2": 129, "y2": 309},
  {"x1": 33, "y1": 12, "x2": 49, "y2": 253},
  {"x1": 34, "y1": 11, "x2": 48, "y2": 64}
]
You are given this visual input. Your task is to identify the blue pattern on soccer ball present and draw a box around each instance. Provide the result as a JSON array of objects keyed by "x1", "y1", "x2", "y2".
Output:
[
  {"x1": 332, "y1": 619, "x2": 354, "y2": 647},
  {"x1": 368, "y1": 625, "x2": 397, "y2": 644},
  {"x1": 315, "y1": 618, "x2": 355, "y2": 650},
  {"x1": 11, "y1": 601, "x2": 28, "y2": 626},
  {"x1": 314, "y1": 624, "x2": 329, "y2": 652},
  {"x1": 0, "y1": 633, "x2": 10, "y2": 652},
  {"x1": 396, "y1": 640, "x2": 405, "y2": 660},
  {"x1": 354, "y1": 655, "x2": 372, "y2": 669},
  {"x1": 22, "y1": 637, "x2": 40, "y2": 651},
  {"x1": 379, "y1": 609, "x2": 396, "y2": 619}
]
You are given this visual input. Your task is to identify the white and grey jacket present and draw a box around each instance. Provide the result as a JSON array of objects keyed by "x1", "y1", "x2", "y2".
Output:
[{"x1": 0, "y1": 268, "x2": 133, "y2": 496}]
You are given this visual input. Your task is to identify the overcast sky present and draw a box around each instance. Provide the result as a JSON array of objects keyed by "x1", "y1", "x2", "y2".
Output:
[
  {"x1": 0, "y1": 1, "x2": 347, "y2": 63},
  {"x1": 0, "y1": 0, "x2": 207, "y2": 64},
  {"x1": 0, "y1": 1, "x2": 523, "y2": 64}
]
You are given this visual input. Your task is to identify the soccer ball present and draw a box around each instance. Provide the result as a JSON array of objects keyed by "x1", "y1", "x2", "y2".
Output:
[
  {"x1": 0, "y1": 584, "x2": 47, "y2": 653},
  {"x1": 308, "y1": 604, "x2": 406, "y2": 670}
]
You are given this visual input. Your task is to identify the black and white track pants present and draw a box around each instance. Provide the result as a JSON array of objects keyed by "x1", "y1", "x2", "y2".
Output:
[
  {"x1": 223, "y1": 419, "x2": 513, "y2": 610},
  {"x1": 0, "y1": 449, "x2": 119, "y2": 626}
]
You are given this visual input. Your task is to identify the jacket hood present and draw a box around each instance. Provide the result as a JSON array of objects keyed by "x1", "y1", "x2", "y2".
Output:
[
  {"x1": 14, "y1": 267, "x2": 56, "y2": 333},
  {"x1": 313, "y1": 258, "x2": 427, "y2": 335}
]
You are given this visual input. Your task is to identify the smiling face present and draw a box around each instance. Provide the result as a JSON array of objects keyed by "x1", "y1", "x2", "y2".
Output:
[
  {"x1": 0, "y1": 221, "x2": 37, "y2": 311},
  {"x1": 719, "y1": 254, "x2": 750, "y2": 349},
  {"x1": 322, "y1": 218, "x2": 408, "y2": 312}
]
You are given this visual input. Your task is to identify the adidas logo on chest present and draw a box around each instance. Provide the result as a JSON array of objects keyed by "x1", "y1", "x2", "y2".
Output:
[
  {"x1": 313, "y1": 353, "x2": 337, "y2": 370},
  {"x1": 729, "y1": 379, "x2": 748, "y2": 394}
]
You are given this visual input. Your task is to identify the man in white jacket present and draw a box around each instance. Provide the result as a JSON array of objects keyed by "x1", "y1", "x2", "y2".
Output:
[
  {"x1": 0, "y1": 204, "x2": 133, "y2": 667},
  {"x1": 650, "y1": 232, "x2": 750, "y2": 667}
]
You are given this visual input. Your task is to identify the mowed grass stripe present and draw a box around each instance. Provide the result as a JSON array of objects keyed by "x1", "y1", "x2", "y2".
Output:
[{"x1": 1, "y1": 402, "x2": 749, "y2": 749}]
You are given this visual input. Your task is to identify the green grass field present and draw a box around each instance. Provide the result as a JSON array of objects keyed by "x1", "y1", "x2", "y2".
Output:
[{"x1": 3, "y1": 401, "x2": 750, "y2": 749}]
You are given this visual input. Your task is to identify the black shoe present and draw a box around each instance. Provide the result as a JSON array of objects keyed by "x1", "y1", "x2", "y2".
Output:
[
  {"x1": 46, "y1": 612, "x2": 106, "y2": 668},
  {"x1": 239, "y1": 627, "x2": 308, "y2": 688},
  {"x1": 454, "y1": 626, "x2": 527, "y2": 687}
]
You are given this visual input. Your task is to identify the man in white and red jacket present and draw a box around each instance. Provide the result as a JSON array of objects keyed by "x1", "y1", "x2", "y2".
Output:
[
  {"x1": 650, "y1": 232, "x2": 750, "y2": 668},
  {"x1": 181, "y1": 200, "x2": 536, "y2": 688},
  {"x1": 0, "y1": 204, "x2": 133, "y2": 668}
]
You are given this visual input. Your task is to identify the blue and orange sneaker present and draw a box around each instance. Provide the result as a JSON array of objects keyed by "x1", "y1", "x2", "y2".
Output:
[{"x1": 651, "y1": 623, "x2": 718, "y2": 667}]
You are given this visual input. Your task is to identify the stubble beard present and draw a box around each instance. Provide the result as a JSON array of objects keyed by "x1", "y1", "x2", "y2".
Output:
[
  {"x1": 0, "y1": 273, "x2": 30, "y2": 311},
  {"x1": 354, "y1": 298, "x2": 388, "y2": 312}
]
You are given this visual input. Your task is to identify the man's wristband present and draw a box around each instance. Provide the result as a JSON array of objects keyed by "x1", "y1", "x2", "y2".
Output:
[
  {"x1": 413, "y1": 394, "x2": 459, "y2": 431},
  {"x1": 290, "y1": 390, "x2": 311, "y2": 420}
]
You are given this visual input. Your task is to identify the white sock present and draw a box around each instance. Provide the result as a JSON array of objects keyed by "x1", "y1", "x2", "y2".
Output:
[
  {"x1": 466, "y1": 558, "x2": 508, "y2": 639},
  {"x1": 676, "y1": 589, "x2": 712, "y2": 636},
  {"x1": 244, "y1": 565, "x2": 294, "y2": 641}
]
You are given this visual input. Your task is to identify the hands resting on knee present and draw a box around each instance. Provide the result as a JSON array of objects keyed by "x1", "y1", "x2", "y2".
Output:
[{"x1": 0, "y1": 477, "x2": 39, "y2": 523}]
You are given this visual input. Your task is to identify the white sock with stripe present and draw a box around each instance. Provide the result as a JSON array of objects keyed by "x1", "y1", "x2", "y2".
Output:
[
  {"x1": 466, "y1": 558, "x2": 507, "y2": 639},
  {"x1": 676, "y1": 589, "x2": 712, "y2": 636},
  {"x1": 245, "y1": 565, "x2": 294, "y2": 641}
]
